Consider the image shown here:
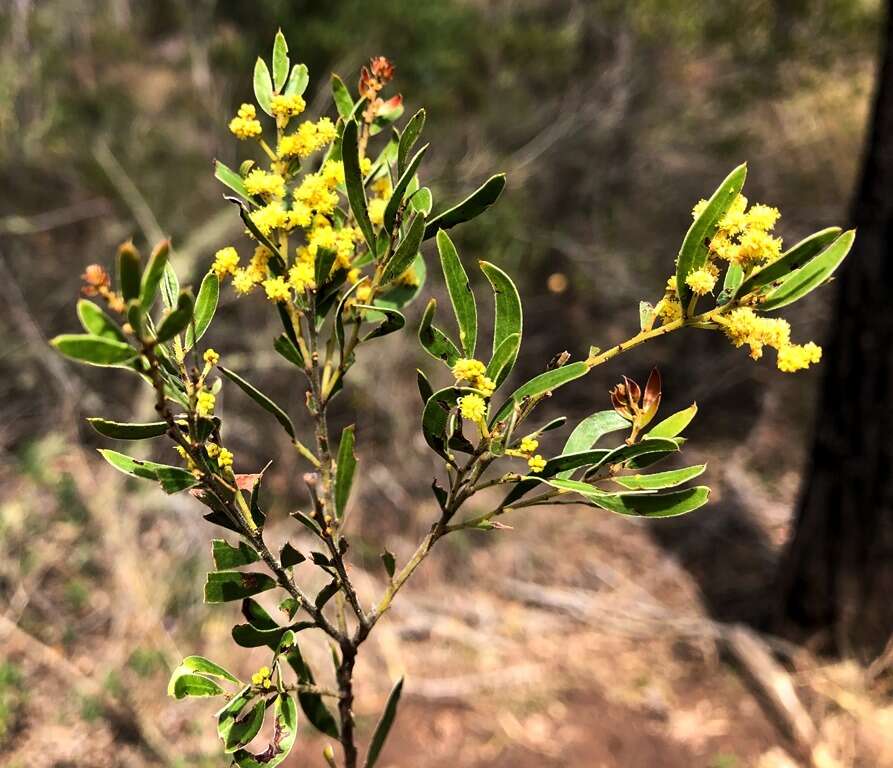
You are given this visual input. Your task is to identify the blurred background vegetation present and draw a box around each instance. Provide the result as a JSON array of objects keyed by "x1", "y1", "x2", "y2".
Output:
[{"x1": 1, "y1": 2, "x2": 890, "y2": 766}]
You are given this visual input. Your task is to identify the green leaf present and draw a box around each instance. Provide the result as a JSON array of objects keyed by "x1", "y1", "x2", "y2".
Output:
[
  {"x1": 139, "y1": 240, "x2": 171, "y2": 309},
  {"x1": 759, "y1": 229, "x2": 855, "y2": 311},
  {"x1": 242, "y1": 597, "x2": 279, "y2": 630},
  {"x1": 155, "y1": 290, "x2": 194, "y2": 343},
  {"x1": 675, "y1": 163, "x2": 747, "y2": 310},
  {"x1": 87, "y1": 418, "x2": 167, "y2": 440},
  {"x1": 212, "y1": 539, "x2": 261, "y2": 569},
  {"x1": 417, "y1": 368, "x2": 434, "y2": 405},
  {"x1": 331, "y1": 73, "x2": 354, "y2": 118},
  {"x1": 366, "y1": 677, "x2": 404, "y2": 768},
  {"x1": 437, "y1": 230, "x2": 477, "y2": 357},
  {"x1": 411, "y1": 187, "x2": 433, "y2": 216},
  {"x1": 422, "y1": 387, "x2": 477, "y2": 459},
  {"x1": 587, "y1": 437, "x2": 681, "y2": 474},
  {"x1": 717, "y1": 262, "x2": 744, "y2": 305},
  {"x1": 335, "y1": 425, "x2": 357, "y2": 519},
  {"x1": 314, "y1": 246, "x2": 338, "y2": 290},
  {"x1": 384, "y1": 143, "x2": 428, "y2": 233},
  {"x1": 418, "y1": 299, "x2": 461, "y2": 366},
  {"x1": 491, "y1": 362, "x2": 589, "y2": 425},
  {"x1": 272, "y1": 30, "x2": 289, "y2": 91},
  {"x1": 480, "y1": 261, "x2": 522, "y2": 386},
  {"x1": 214, "y1": 160, "x2": 254, "y2": 203},
  {"x1": 738, "y1": 227, "x2": 842, "y2": 298},
  {"x1": 280, "y1": 542, "x2": 305, "y2": 568},
  {"x1": 218, "y1": 686, "x2": 266, "y2": 754},
  {"x1": 283, "y1": 63, "x2": 309, "y2": 97},
  {"x1": 645, "y1": 403, "x2": 697, "y2": 439},
  {"x1": 273, "y1": 333, "x2": 305, "y2": 368},
  {"x1": 204, "y1": 571, "x2": 277, "y2": 603},
  {"x1": 253, "y1": 57, "x2": 274, "y2": 116},
  {"x1": 284, "y1": 646, "x2": 339, "y2": 738},
  {"x1": 177, "y1": 656, "x2": 239, "y2": 685},
  {"x1": 381, "y1": 212, "x2": 425, "y2": 285},
  {"x1": 562, "y1": 410, "x2": 630, "y2": 454},
  {"x1": 589, "y1": 486, "x2": 711, "y2": 518},
  {"x1": 77, "y1": 300, "x2": 126, "y2": 342},
  {"x1": 381, "y1": 550, "x2": 396, "y2": 578},
  {"x1": 185, "y1": 272, "x2": 219, "y2": 349},
  {"x1": 423, "y1": 174, "x2": 506, "y2": 240},
  {"x1": 231, "y1": 623, "x2": 288, "y2": 649},
  {"x1": 315, "y1": 579, "x2": 339, "y2": 609},
  {"x1": 342, "y1": 120, "x2": 376, "y2": 251},
  {"x1": 51, "y1": 334, "x2": 137, "y2": 367},
  {"x1": 232, "y1": 693, "x2": 298, "y2": 768},
  {"x1": 118, "y1": 243, "x2": 141, "y2": 301},
  {"x1": 375, "y1": 253, "x2": 426, "y2": 311},
  {"x1": 485, "y1": 332, "x2": 520, "y2": 389},
  {"x1": 356, "y1": 304, "x2": 405, "y2": 341},
  {"x1": 167, "y1": 672, "x2": 224, "y2": 700},
  {"x1": 160, "y1": 263, "x2": 179, "y2": 310},
  {"x1": 398, "y1": 108, "x2": 426, "y2": 175},
  {"x1": 613, "y1": 464, "x2": 707, "y2": 490},
  {"x1": 219, "y1": 366, "x2": 296, "y2": 439}
]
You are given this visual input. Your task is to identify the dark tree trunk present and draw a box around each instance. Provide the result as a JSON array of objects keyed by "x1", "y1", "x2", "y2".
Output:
[{"x1": 777, "y1": 4, "x2": 893, "y2": 660}]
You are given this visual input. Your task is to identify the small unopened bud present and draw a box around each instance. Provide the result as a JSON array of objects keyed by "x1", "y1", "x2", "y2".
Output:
[{"x1": 323, "y1": 745, "x2": 337, "y2": 767}]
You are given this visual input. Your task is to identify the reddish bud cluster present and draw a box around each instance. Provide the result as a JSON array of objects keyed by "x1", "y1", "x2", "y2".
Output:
[{"x1": 610, "y1": 368, "x2": 662, "y2": 438}]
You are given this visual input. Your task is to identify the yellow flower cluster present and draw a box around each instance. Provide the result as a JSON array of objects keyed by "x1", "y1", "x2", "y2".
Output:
[
  {"x1": 228, "y1": 103, "x2": 262, "y2": 140},
  {"x1": 270, "y1": 93, "x2": 306, "y2": 120},
  {"x1": 459, "y1": 393, "x2": 487, "y2": 423},
  {"x1": 263, "y1": 276, "x2": 292, "y2": 303},
  {"x1": 217, "y1": 447, "x2": 234, "y2": 468},
  {"x1": 720, "y1": 307, "x2": 821, "y2": 372},
  {"x1": 519, "y1": 436, "x2": 539, "y2": 455},
  {"x1": 251, "y1": 666, "x2": 273, "y2": 689},
  {"x1": 278, "y1": 118, "x2": 338, "y2": 159},
  {"x1": 693, "y1": 195, "x2": 783, "y2": 269},
  {"x1": 244, "y1": 169, "x2": 286, "y2": 200},
  {"x1": 203, "y1": 348, "x2": 220, "y2": 366},
  {"x1": 451, "y1": 358, "x2": 496, "y2": 397},
  {"x1": 527, "y1": 455, "x2": 547, "y2": 473},
  {"x1": 212, "y1": 247, "x2": 240, "y2": 279},
  {"x1": 684, "y1": 266, "x2": 718, "y2": 296},
  {"x1": 196, "y1": 390, "x2": 216, "y2": 417},
  {"x1": 288, "y1": 261, "x2": 315, "y2": 293}
]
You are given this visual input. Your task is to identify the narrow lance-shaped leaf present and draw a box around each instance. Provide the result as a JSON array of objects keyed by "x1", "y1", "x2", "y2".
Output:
[
  {"x1": 272, "y1": 29, "x2": 289, "y2": 91},
  {"x1": 398, "y1": 108, "x2": 426, "y2": 175},
  {"x1": 155, "y1": 289, "x2": 194, "y2": 344},
  {"x1": 383, "y1": 143, "x2": 428, "y2": 233},
  {"x1": 331, "y1": 73, "x2": 354, "y2": 118},
  {"x1": 139, "y1": 239, "x2": 171, "y2": 309},
  {"x1": 555, "y1": 411, "x2": 631, "y2": 480},
  {"x1": 437, "y1": 230, "x2": 477, "y2": 357},
  {"x1": 675, "y1": 163, "x2": 747, "y2": 309},
  {"x1": 160, "y1": 263, "x2": 179, "y2": 310},
  {"x1": 417, "y1": 368, "x2": 434, "y2": 404},
  {"x1": 118, "y1": 241, "x2": 141, "y2": 301},
  {"x1": 342, "y1": 120, "x2": 376, "y2": 251},
  {"x1": 480, "y1": 260, "x2": 522, "y2": 386},
  {"x1": 381, "y1": 212, "x2": 425, "y2": 284},
  {"x1": 185, "y1": 272, "x2": 219, "y2": 348},
  {"x1": 168, "y1": 672, "x2": 225, "y2": 700},
  {"x1": 335, "y1": 425, "x2": 356, "y2": 519},
  {"x1": 51, "y1": 335, "x2": 137, "y2": 367},
  {"x1": 759, "y1": 229, "x2": 855, "y2": 311},
  {"x1": 418, "y1": 298, "x2": 461, "y2": 367},
  {"x1": 491, "y1": 361, "x2": 589, "y2": 425},
  {"x1": 423, "y1": 174, "x2": 506, "y2": 240},
  {"x1": 219, "y1": 366, "x2": 296, "y2": 439},
  {"x1": 355, "y1": 304, "x2": 405, "y2": 341},
  {"x1": 738, "y1": 226, "x2": 842, "y2": 297},
  {"x1": 87, "y1": 418, "x2": 168, "y2": 440},
  {"x1": 365, "y1": 677, "x2": 405, "y2": 768},
  {"x1": 485, "y1": 332, "x2": 520, "y2": 390},
  {"x1": 645, "y1": 402, "x2": 697, "y2": 439},
  {"x1": 98, "y1": 449, "x2": 199, "y2": 493},
  {"x1": 253, "y1": 57, "x2": 274, "y2": 116},
  {"x1": 214, "y1": 160, "x2": 255, "y2": 204},
  {"x1": 612, "y1": 463, "x2": 707, "y2": 490},
  {"x1": 422, "y1": 387, "x2": 477, "y2": 459},
  {"x1": 284, "y1": 646, "x2": 339, "y2": 738},
  {"x1": 589, "y1": 486, "x2": 711, "y2": 518}
]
